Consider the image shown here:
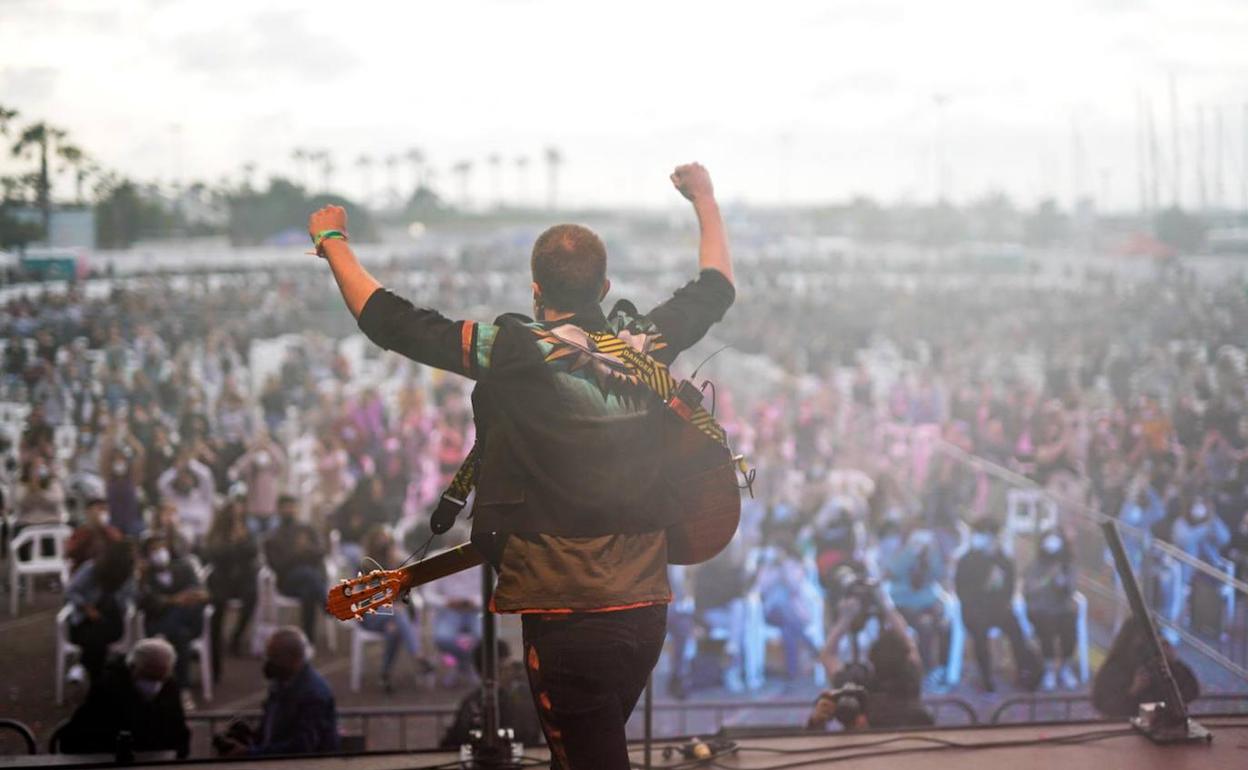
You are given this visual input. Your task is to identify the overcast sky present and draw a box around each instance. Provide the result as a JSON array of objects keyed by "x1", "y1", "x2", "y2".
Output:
[{"x1": 2, "y1": 0, "x2": 1246, "y2": 210}]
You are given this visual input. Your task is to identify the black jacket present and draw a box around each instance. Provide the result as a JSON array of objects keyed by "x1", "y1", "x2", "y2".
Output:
[{"x1": 60, "y1": 657, "x2": 189, "y2": 757}]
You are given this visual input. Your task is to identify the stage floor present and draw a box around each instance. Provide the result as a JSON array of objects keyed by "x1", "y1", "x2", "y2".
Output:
[{"x1": 4, "y1": 718, "x2": 1244, "y2": 769}]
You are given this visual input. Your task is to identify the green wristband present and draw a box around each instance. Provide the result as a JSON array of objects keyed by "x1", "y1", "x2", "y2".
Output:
[{"x1": 312, "y1": 229, "x2": 348, "y2": 248}]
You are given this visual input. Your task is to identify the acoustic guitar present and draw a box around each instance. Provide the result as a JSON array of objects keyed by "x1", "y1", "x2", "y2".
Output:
[{"x1": 326, "y1": 416, "x2": 743, "y2": 623}]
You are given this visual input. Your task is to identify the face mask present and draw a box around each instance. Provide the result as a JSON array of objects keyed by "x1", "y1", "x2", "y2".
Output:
[
  {"x1": 149, "y1": 548, "x2": 171, "y2": 568},
  {"x1": 1042, "y1": 535, "x2": 1062, "y2": 555},
  {"x1": 255, "y1": 452, "x2": 270, "y2": 468},
  {"x1": 1190, "y1": 502, "x2": 1209, "y2": 522},
  {"x1": 970, "y1": 533, "x2": 995, "y2": 551},
  {"x1": 113, "y1": 460, "x2": 128, "y2": 476},
  {"x1": 909, "y1": 530, "x2": 934, "y2": 550},
  {"x1": 97, "y1": 513, "x2": 111, "y2": 527},
  {"x1": 134, "y1": 678, "x2": 164, "y2": 701}
]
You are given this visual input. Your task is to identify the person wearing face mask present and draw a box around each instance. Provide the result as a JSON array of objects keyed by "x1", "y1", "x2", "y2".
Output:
[
  {"x1": 264, "y1": 495, "x2": 327, "y2": 644},
  {"x1": 214, "y1": 626, "x2": 339, "y2": 757},
  {"x1": 1170, "y1": 489, "x2": 1231, "y2": 633},
  {"x1": 954, "y1": 518, "x2": 1040, "y2": 692},
  {"x1": 157, "y1": 449, "x2": 216, "y2": 543},
  {"x1": 137, "y1": 535, "x2": 208, "y2": 705},
  {"x1": 100, "y1": 417, "x2": 146, "y2": 538},
  {"x1": 66, "y1": 497, "x2": 123, "y2": 574},
  {"x1": 65, "y1": 540, "x2": 137, "y2": 683},
  {"x1": 60, "y1": 637, "x2": 190, "y2": 758},
  {"x1": 229, "y1": 431, "x2": 288, "y2": 535},
  {"x1": 1023, "y1": 529, "x2": 1079, "y2": 691},
  {"x1": 882, "y1": 525, "x2": 948, "y2": 679}
]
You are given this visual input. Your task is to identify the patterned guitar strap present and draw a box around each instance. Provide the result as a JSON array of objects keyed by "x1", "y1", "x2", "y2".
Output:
[{"x1": 429, "y1": 327, "x2": 753, "y2": 534}]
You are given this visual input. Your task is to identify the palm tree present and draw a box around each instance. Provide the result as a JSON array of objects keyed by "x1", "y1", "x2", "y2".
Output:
[
  {"x1": 11, "y1": 121, "x2": 68, "y2": 234},
  {"x1": 513, "y1": 155, "x2": 530, "y2": 208},
  {"x1": 0, "y1": 105, "x2": 18, "y2": 138},
  {"x1": 405, "y1": 147, "x2": 426, "y2": 196},
  {"x1": 487, "y1": 153, "x2": 503, "y2": 208},
  {"x1": 292, "y1": 147, "x2": 309, "y2": 190},
  {"x1": 355, "y1": 154, "x2": 374, "y2": 206},
  {"x1": 56, "y1": 143, "x2": 89, "y2": 204},
  {"x1": 544, "y1": 146, "x2": 562, "y2": 210},
  {"x1": 451, "y1": 160, "x2": 473, "y2": 210},
  {"x1": 240, "y1": 162, "x2": 258, "y2": 192},
  {"x1": 384, "y1": 154, "x2": 399, "y2": 206}
]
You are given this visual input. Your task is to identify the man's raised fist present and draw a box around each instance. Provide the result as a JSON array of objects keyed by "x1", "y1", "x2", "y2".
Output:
[
  {"x1": 308, "y1": 204, "x2": 348, "y2": 240},
  {"x1": 670, "y1": 163, "x2": 714, "y2": 203}
]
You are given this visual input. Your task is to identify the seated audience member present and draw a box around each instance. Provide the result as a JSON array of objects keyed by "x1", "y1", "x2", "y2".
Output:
[
  {"x1": 15, "y1": 454, "x2": 66, "y2": 527},
  {"x1": 202, "y1": 500, "x2": 260, "y2": 678},
  {"x1": 138, "y1": 534, "x2": 208, "y2": 698},
  {"x1": 1092, "y1": 616, "x2": 1200, "y2": 718},
  {"x1": 881, "y1": 526, "x2": 947, "y2": 677},
  {"x1": 424, "y1": 555, "x2": 483, "y2": 685},
  {"x1": 157, "y1": 449, "x2": 215, "y2": 543},
  {"x1": 65, "y1": 540, "x2": 136, "y2": 682},
  {"x1": 66, "y1": 497, "x2": 123, "y2": 574},
  {"x1": 215, "y1": 626, "x2": 339, "y2": 757},
  {"x1": 1023, "y1": 529, "x2": 1079, "y2": 691},
  {"x1": 149, "y1": 500, "x2": 193, "y2": 559},
  {"x1": 60, "y1": 637, "x2": 190, "y2": 758},
  {"x1": 757, "y1": 544, "x2": 821, "y2": 683},
  {"x1": 265, "y1": 494, "x2": 327, "y2": 643},
  {"x1": 357, "y1": 526, "x2": 425, "y2": 692},
  {"x1": 439, "y1": 640, "x2": 543, "y2": 748},
  {"x1": 954, "y1": 517, "x2": 1040, "y2": 691},
  {"x1": 692, "y1": 547, "x2": 751, "y2": 693},
  {"x1": 814, "y1": 593, "x2": 933, "y2": 730}
]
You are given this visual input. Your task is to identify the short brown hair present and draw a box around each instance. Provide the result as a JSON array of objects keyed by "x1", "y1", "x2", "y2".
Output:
[{"x1": 531, "y1": 224, "x2": 607, "y2": 311}]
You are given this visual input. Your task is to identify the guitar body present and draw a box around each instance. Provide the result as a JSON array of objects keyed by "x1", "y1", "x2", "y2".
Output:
[{"x1": 661, "y1": 413, "x2": 742, "y2": 565}]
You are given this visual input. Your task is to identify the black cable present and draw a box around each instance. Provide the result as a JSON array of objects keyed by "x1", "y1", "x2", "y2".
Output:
[{"x1": 702, "y1": 727, "x2": 1137, "y2": 770}]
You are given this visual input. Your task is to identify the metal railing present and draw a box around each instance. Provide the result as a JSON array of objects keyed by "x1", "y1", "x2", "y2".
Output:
[
  {"x1": 989, "y1": 692, "x2": 1248, "y2": 724},
  {"x1": 185, "y1": 696, "x2": 979, "y2": 755}
]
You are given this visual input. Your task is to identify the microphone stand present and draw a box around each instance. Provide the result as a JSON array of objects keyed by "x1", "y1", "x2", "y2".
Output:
[{"x1": 462, "y1": 562, "x2": 518, "y2": 768}]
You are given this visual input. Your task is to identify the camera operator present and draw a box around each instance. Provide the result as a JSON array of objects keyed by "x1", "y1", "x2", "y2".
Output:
[{"x1": 810, "y1": 586, "x2": 933, "y2": 731}]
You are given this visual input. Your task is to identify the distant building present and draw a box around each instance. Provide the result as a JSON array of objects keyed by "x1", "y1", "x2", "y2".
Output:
[{"x1": 12, "y1": 206, "x2": 97, "y2": 250}]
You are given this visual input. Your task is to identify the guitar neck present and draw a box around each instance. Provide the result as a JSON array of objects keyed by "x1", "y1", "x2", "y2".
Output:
[{"x1": 397, "y1": 542, "x2": 485, "y2": 591}]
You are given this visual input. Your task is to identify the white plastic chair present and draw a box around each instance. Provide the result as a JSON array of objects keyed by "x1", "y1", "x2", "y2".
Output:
[
  {"x1": 8, "y1": 524, "x2": 72, "y2": 615},
  {"x1": 0, "y1": 402, "x2": 31, "y2": 426},
  {"x1": 257, "y1": 565, "x2": 337, "y2": 652},
  {"x1": 55, "y1": 601, "x2": 137, "y2": 705},
  {"x1": 53, "y1": 425, "x2": 78, "y2": 464},
  {"x1": 1005, "y1": 488, "x2": 1058, "y2": 552},
  {"x1": 1014, "y1": 591, "x2": 1090, "y2": 683}
]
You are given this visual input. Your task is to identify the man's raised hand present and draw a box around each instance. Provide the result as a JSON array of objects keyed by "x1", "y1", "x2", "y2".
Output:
[
  {"x1": 308, "y1": 204, "x2": 348, "y2": 242},
  {"x1": 670, "y1": 163, "x2": 714, "y2": 203}
]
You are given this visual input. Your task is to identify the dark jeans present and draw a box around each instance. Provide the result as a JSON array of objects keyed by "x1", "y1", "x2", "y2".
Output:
[
  {"x1": 522, "y1": 604, "x2": 666, "y2": 770},
  {"x1": 278, "y1": 566, "x2": 326, "y2": 643},
  {"x1": 210, "y1": 587, "x2": 258, "y2": 681},
  {"x1": 964, "y1": 606, "x2": 1038, "y2": 688},
  {"x1": 1028, "y1": 609, "x2": 1076, "y2": 660},
  {"x1": 146, "y1": 605, "x2": 205, "y2": 689},
  {"x1": 69, "y1": 604, "x2": 125, "y2": 682}
]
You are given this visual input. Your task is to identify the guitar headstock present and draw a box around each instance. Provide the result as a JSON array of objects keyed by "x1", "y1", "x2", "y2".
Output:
[{"x1": 325, "y1": 569, "x2": 407, "y2": 621}]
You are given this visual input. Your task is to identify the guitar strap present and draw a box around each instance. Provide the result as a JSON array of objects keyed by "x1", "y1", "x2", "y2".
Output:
[{"x1": 428, "y1": 326, "x2": 750, "y2": 534}]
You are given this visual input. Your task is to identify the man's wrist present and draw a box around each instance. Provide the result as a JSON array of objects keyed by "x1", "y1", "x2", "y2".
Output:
[
  {"x1": 320, "y1": 238, "x2": 353, "y2": 260},
  {"x1": 692, "y1": 195, "x2": 719, "y2": 213}
]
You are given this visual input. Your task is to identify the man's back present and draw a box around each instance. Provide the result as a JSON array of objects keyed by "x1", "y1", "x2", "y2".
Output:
[{"x1": 255, "y1": 664, "x2": 339, "y2": 755}]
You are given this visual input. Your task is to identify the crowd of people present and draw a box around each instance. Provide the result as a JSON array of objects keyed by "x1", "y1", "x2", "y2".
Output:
[{"x1": 2, "y1": 247, "x2": 1239, "y2": 747}]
